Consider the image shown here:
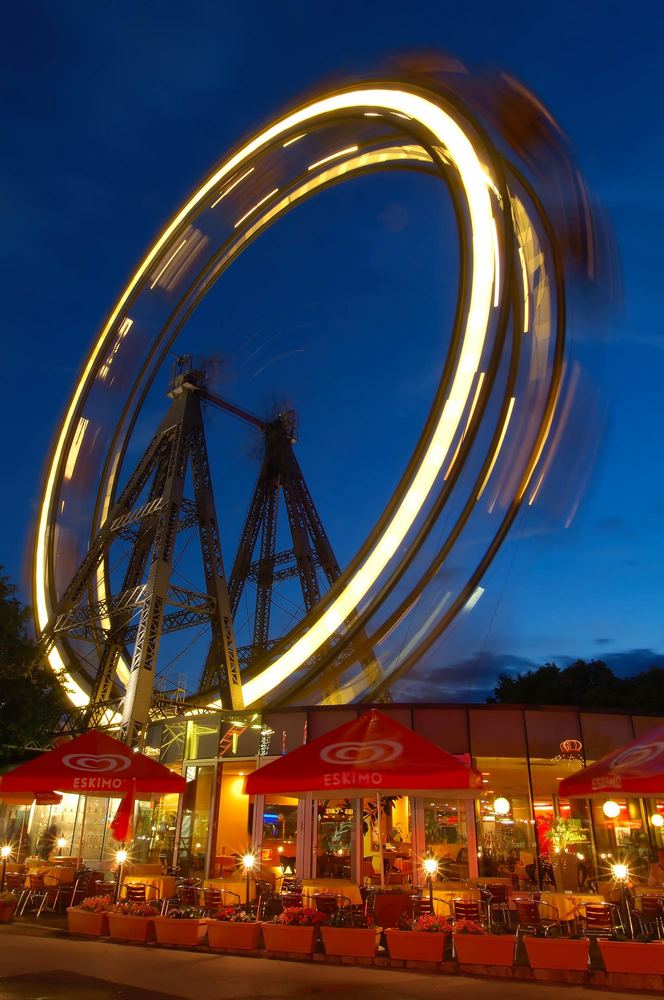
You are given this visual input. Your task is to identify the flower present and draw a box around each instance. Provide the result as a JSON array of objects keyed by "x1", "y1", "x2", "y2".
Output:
[
  {"x1": 111, "y1": 901, "x2": 159, "y2": 917},
  {"x1": 276, "y1": 906, "x2": 326, "y2": 927},
  {"x1": 78, "y1": 894, "x2": 114, "y2": 913},
  {"x1": 326, "y1": 909, "x2": 375, "y2": 928},
  {"x1": 166, "y1": 906, "x2": 201, "y2": 920},
  {"x1": 453, "y1": 918, "x2": 485, "y2": 935},
  {"x1": 414, "y1": 914, "x2": 452, "y2": 933},
  {"x1": 216, "y1": 906, "x2": 256, "y2": 923}
]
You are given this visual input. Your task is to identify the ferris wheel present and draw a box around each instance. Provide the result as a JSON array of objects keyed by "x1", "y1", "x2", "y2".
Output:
[{"x1": 34, "y1": 71, "x2": 582, "y2": 744}]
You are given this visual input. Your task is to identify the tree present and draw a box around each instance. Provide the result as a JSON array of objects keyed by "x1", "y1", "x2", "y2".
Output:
[
  {"x1": 491, "y1": 658, "x2": 664, "y2": 712},
  {"x1": 0, "y1": 569, "x2": 69, "y2": 760}
]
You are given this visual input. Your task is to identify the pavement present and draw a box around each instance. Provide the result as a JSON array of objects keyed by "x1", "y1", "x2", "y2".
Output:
[{"x1": 0, "y1": 925, "x2": 639, "y2": 1000}]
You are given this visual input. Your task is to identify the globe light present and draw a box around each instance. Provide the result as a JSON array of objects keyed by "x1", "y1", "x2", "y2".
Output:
[
  {"x1": 116, "y1": 849, "x2": 128, "y2": 865},
  {"x1": 0, "y1": 846, "x2": 11, "y2": 859},
  {"x1": 602, "y1": 800, "x2": 621, "y2": 819},
  {"x1": 576, "y1": 853, "x2": 585, "y2": 861},
  {"x1": 493, "y1": 797, "x2": 511, "y2": 816},
  {"x1": 652, "y1": 813, "x2": 664, "y2": 828},
  {"x1": 422, "y1": 857, "x2": 439, "y2": 879},
  {"x1": 611, "y1": 862, "x2": 629, "y2": 883}
]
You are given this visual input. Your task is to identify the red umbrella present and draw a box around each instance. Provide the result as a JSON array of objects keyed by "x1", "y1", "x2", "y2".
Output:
[
  {"x1": 0, "y1": 730, "x2": 184, "y2": 796},
  {"x1": 559, "y1": 724, "x2": 664, "y2": 798},
  {"x1": 244, "y1": 708, "x2": 482, "y2": 796}
]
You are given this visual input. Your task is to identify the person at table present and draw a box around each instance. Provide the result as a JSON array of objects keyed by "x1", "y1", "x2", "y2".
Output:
[{"x1": 36, "y1": 823, "x2": 59, "y2": 861}]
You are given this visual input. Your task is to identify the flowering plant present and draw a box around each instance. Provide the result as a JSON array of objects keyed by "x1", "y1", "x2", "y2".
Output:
[
  {"x1": 0, "y1": 892, "x2": 17, "y2": 907},
  {"x1": 216, "y1": 906, "x2": 256, "y2": 923},
  {"x1": 453, "y1": 918, "x2": 485, "y2": 935},
  {"x1": 326, "y1": 909, "x2": 375, "y2": 929},
  {"x1": 166, "y1": 906, "x2": 202, "y2": 920},
  {"x1": 397, "y1": 912, "x2": 451, "y2": 932},
  {"x1": 78, "y1": 894, "x2": 114, "y2": 912},
  {"x1": 111, "y1": 901, "x2": 159, "y2": 917},
  {"x1": 276, "y1": 906, "x2": 326, "y2": 927}
]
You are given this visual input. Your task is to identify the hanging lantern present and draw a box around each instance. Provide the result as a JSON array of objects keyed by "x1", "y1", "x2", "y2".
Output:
[{"x1": 602, "y1": 800, "x2": 621, "y2": 819}]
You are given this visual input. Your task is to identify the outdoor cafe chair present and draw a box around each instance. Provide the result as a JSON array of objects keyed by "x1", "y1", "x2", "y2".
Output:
[
  {"x1": 19, "y1": 873, "x2": 50, "y2": 917},
  {"x1": 631, "y1": 894, "x2": 664, "y2": 939},
  {"x1": 362, "y1": 857, "x2": 382, "y2": 886},
  {"x1": 453, "y1": 898, "x2": 487, "y2": 925},
  {"x1": 314, "y1": 892, "x2": 341, "y2": 917},
  {"x1": 281, "y1": 890, "x2": 303, "y2": 908},
  {"x1": 124, "y1": 882, "x2": 149, "y2": 903},
  {"x1": 411, "y1": 894, "x2": 451, "y2": 919},
  {"x1": 177, "y1": 884, "x2": 200, "y2": 908},
  {"x1": 4, "y1": 873, "x2": 28, "y2": 912},
  {"x1": 483, "y1": 883, "x2": 511, "y2": 925},
  {"x1": 577, "y1": 901, "x2": 624, "y2": 938},
  {"x1": 513, "y1": 898, "x2": 561, "y2": 940}
]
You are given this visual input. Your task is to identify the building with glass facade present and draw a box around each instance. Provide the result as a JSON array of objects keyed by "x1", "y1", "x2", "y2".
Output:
[{"x1": 2, "y1": 702, "x2": 663, "y2": 890}]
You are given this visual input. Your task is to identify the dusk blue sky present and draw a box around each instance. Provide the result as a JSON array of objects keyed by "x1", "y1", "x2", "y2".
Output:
[{"x1": 2, "y1": 1, "x2": 663, "y2": 701}]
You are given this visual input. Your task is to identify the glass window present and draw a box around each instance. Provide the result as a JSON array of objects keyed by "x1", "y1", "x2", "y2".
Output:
[
  {"x1": 179, "y1": 764, "x2": 214, "y2": 876},
  {"x1": 316, "y1": 798, "x2": 353, "y2": 878},
  {"x1": 474, "y1": 755, "x2": 536, "y2": 885},
  {"x1": 360, "y1": 795, "x2": 412, "y2": 885},
  {"x1": 590, "y1": 797, "x2": 649, "y2": 881},
  {"x1": 423, "y1": 798, "x2": 469, "y2": 879},
  {"x1": 580, "y1": 713, "x2": 633, "y2": 762},
  {"x1": 262, "y1": 795, "x2": 298, "y2": 878}
]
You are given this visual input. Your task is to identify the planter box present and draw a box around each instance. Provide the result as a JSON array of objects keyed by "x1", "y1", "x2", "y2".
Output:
[
  {"x1": 524, "y1": 935, "x2": 589, "y2": 971},
  {"x1": 454, "y1": 933, "x2": 515, "y2": 967},
  {"x1": 599, "y1": 939, "x2": 664, "y2": 975},
  {"x1": 261, "y1": 922, "x2": 317, "y2": 954},
  {"x1": 385, "y1": 928, "x2": 447, "y2": 962},
  {"x1": 322, "y1": 926, "x2": 382, "y2": 958},
  {"x1": 107, "y1": 913, "x2": 156, "y2": 943},
  {"x1": 0, "y1": 900, "x2": 16, "y2": 924},
  {"x1": 67, "y1": 908, "x2": 109, "y2": 936},
  {"x1": 207, "y1": 921, "x2": 262, "y2": 951},
  {"x1": 154, "y1": 916, "x2": 208, "y2": 946}
]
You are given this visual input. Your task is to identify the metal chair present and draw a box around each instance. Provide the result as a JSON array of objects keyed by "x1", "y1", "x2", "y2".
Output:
[
  {"x1": 124, "y1": 882, "x2": 148, "y2": 903},
  {"x1": 453, "y1": 898, "x2": 486, "y2": 925},
  {"x1": 577, "y1": 901, "x2": 624, "y2": 937},
  {"x1": 484, "y1": 883, "x2": 510, "y2": 925},
  {"x1": 513, "y1": 897, "x2": 561, "y2": 940},
  {"x1": 19, "y1": 874, "x2": 50, "y2": 917},
  {"x1": 632, "y1": 894, "x2": 664, "y2": 939},
  {"x1": 177, "y1": 884, "x2": 200, "y2": 907},
  {"x1": 4, "y1": 872, "x2": 28, "y2": 913},
  {"x1": 281, "y1": 890, "x2": 303, "y2": 908},
  {"x1": 314, "y1": 892, "x2": 341, "y2": 917}
]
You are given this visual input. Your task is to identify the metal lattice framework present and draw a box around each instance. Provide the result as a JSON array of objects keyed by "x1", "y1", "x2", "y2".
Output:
[{"x1": 33, "y1": 72, "x2": 587, "y2": 735}]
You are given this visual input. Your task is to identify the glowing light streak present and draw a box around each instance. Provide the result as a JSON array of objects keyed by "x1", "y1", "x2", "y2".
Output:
[
  {"x1": 63, "y1": 418, "x2": 89, "y2": 481},
  {"x1": 492, "y1": 219, "x2": 501, "y2": 308},
  {"x1": 149, "y1": 240, "x2": 187, "y2": 290},
  {"x1": 210, "y1": 167, "x2": 255, "y2": 207},
  {"x1": 233, "y1": 189, "x2": 279, "y2": 228},
  {"x1": 282, "y1": 133, "x2": 306, "y2": 147},
  {"x1": 476, "y1": 397, "x2": 516, "y2": 500},
  {"x1": 518, "y1": 245, "x2": 530, "y2": 332},
  {"x1": 37, "y1": 87, "x2": 503, "y2": 707},
  {"x1": 464, "y1": 586, "x2": 485, "y2": 612},
  {"x1": 444, "y1": 372, "x2": 485, "y2": 480},
  {"x1": 307, "y1": 145, "x2": 359, "y2": 171}
]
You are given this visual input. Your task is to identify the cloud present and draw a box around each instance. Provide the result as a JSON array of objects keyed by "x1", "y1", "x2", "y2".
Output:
[
  {"x1": 393, "y1": 650, "x2": 537, "y2": 703},
  {"x1": 600, "y1": 648, "x2": 664, "y2": 677}
]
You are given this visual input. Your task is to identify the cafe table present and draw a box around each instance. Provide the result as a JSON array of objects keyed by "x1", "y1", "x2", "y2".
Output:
[
  {"x1": 203, "y1": 878, "x2": 255, "y2": 901},
  {"x1": 121, "y1": 875, "x2": 176, "y2": 900},
  {"x1": 301, "y1": 879, "x2": 362, "y2": 905},
  {"x1": 539, "y1": 890, "x2": 598, "y2": 922},
  {"x1": 432, "y1": 887, "x2": 482, "y2": 917}
]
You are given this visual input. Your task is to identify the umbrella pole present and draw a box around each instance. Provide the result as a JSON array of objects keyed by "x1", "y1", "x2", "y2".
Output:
[{"x1": 376, "y1": 794, "x2": 385, "y2": 889}]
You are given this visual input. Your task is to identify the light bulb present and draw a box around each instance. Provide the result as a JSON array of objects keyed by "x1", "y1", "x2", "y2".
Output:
[
  {"x1": 493, "y1": 797, "x2": 511, "y2": 816},
  {"x1": 0, "y1": 846, "x2": 11, "y2": 859},
  {"x1": 611, "y1": 862, "x2": 629, "y2": 882},
  {"x1": 602, "y1": 800, "x2": 621, "y2": 819},
  {"x1": 116, "y1": 849, "x2": 128, "y2": 864},
  {"x1": 241, "y1": 851, "x2": 257, "y2": 871},
  {"x1": 652, "y1": 813, "x2": 664, "y2": 828},
  {"x1": 422, "y1": 857, "x2": 439, "y2": 878}
]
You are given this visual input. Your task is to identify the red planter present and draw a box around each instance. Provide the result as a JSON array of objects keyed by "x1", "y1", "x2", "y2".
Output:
[
  {"x1": 207, "y1": 921, "x2": 262, "y2": 951},
  {"x1": 0, "y1": 900, "x2": 16, "y2": 925},
  {"x1": 385, "y1": 928, "x2": 447, "y2": 962},
  {"x1": 261, "y1": 922, "x2": 317, "y2": 954},
  {"x1": 321, "y1": 926, "x2": 382, "y2": 958},
  {"x1": 599, "y1": 940, "x2": 664, "y2": 975},
  {"x1": 153, "y1": 917, "x2": 208, "y2": 946},
  {"x1": 524, "y1": 936, "x2": 589, "y2": 971},
  {"x1": 453, "y1": 933, "x2": 515, "y2": 967},
  {"x1": 67, "y1": 908, "x2": 109, "y2": 936},
  {"x1": 107, "y1": 913, "x2": 156, "y2": 942}
]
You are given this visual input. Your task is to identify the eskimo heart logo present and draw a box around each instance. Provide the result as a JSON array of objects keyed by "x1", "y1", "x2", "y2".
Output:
[
  {"x1": 611, "y1": 742, "x2": 664, "y2": 772},
  {"x1": 62, "y1": 753, "x2": 131, "y2": 773},
  {"x1": 320, "y1": 740, "x2": 402, "y2": 765}
]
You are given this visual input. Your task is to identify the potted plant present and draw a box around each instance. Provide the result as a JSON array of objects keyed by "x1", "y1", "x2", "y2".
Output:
[
  {"x1": 453, "y1": 919, "x2": 516, "y2": 967},
  {"x1": 262, "y1": 906, "x2": 325, "y2": 955},
  {"x1": 524, "y1": 928, "x2": 589, "y2": 971},
  {"x1": 67, "y1": 894, "x2": 114, "y2": 936},
  {"x1": 207, "y1": 906, "x2": 262, "y2": 951},
  {"x1": 108, "y1": 900, "x2": 159, "y2": 942},
  {"x1": 321, "y1": 910, "x2": 382, "y2": 958},
  {"x1": 599, "y1": 932, "x2": 664, "y2": 975},
  {"x1": 385, "y1": 912, "x2": 451, "y2": 962},
  {"x1": 0, "y1": 892, "x2": 18, "y2": 924},
  {"x1": 154, "y1": 906, "x2": 208, "y2": 946}
]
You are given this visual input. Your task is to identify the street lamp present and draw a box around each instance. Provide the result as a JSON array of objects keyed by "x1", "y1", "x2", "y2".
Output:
[
  {"x1": 115, "y1": 848, "x2": 128, "y2": 901},
  {"x1": 0, "y1": 846, "x2": 11, "y2": 891},
  {"x1": 422, "y1": 855, "x2": 439, "y2": 909},
  {"x1": 611, "y1": 862, "x2": 631, "y2": 936},
  {"x1": 241, "y1": 850, "x2": 258, "y2": 908}
]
